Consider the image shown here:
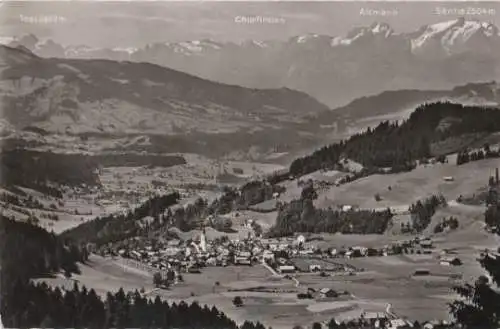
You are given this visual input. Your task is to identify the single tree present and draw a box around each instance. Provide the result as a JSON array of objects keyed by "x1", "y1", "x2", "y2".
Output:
[
  {"x1": 312, "y1": 322, "x2": 323, "y2": 329},
  {"x1": 153, "y1": 272, "x2": 162, "y2": 287},
  {"x1": 232, "y1": 296, "x2": 243, "y2": 307}
]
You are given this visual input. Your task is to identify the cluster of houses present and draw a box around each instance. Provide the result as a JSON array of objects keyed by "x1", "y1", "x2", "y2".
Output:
[
  {"x1": 107, "y1": 229, "x2": 273, "y2": 277},
  {"x1": 103, "y1": 227, "x2": 461, "y2": 284}
]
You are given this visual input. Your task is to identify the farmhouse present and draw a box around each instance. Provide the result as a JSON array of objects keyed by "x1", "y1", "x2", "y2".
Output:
[
  {"x1": 388, "y1": 319, "x2": 413, "y2": 329},
  {"x1": 278, "y1": 265, "x2": 296, "y2": 274},
  {"x1": 262, "y1": 250, "x2": 274, "y2": 261},
  {"x1": 309, "y1": 264, "x2": 322, "y2": 272},
  {"x1": 319, "y1": 288, "x2": 338, "y2": 298},
  {"x1": 362, "y1": 312, "x2": 388, "y2": 323},
  {"x1": 439, "y1": 257, "x2": 462, "y2": 266},
  {"x1": 419, "y1": 239, "x2": 433, "y2": 249},
  {"x1": 234, "y1": 256, "x2": 251, "y2": 265},
  {"x1": 413, "y1": 269, "x2": 430, "y2": 276},
  {"x1": 342, "y1": 205, "x2": 353, "y2": 212}
]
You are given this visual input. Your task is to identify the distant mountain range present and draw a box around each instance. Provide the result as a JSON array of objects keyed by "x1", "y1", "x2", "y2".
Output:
[
  {"x1": 0, "y1": 43, "x2": 499, "y2": 160},
  {"x1": 5, "y1": 17, "x2": 500, "y2": 108}
]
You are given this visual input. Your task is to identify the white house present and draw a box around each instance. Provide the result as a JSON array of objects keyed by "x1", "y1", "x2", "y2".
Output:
[
  {"x1": 262, "y1": 250, "x2": 275, "y2": 261},
  {"x1": 296, "y1": 235, "x2": 306, "y2": 245},
  {"x1": 309, "y1": 264, "x2": 321, "y2": 272},
  {"x1": 278, "y1": 265, "x2": 296, "y2": 274},
  {"x1": 388, "y1": 319, "x2": 413, "y2": 329},
  {"x1": 319, "y1": 288, "x2": 338, "y2": 298},
  {"x1": 342, "y1": 205, "x2": 353, "y2": 212},
  {"x1": 439, "y1": 257, "x2": 462, "y2": 266}
]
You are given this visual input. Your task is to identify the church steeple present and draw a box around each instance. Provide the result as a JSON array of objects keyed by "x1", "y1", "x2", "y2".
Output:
[{"x1": 200, "y1": 225, "x2": 207, "y2": 252}]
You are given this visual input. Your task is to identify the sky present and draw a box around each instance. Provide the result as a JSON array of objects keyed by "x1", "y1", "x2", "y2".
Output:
[{"x1": 1, "y1": 1, "x2": 500, "y2": 47}]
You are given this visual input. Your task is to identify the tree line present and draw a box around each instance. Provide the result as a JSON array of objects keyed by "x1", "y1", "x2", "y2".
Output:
[
  {"x1": 2, "y1": 276, "x2": 267, "y2": 329},
  {"x1": 456, "y1": 143, "x2": 500, "y2": 166}
]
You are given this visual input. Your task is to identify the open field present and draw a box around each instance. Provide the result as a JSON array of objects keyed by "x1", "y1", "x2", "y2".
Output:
[
  {"x1": 295, "y1": 256, "x2": 460, "y2": 322},
  {"x1": 306, "y1": 157, "x2": 500, "y2": 210},
  {"x1": 34, "y1": 255, "x2": 155, "y2": 297}
]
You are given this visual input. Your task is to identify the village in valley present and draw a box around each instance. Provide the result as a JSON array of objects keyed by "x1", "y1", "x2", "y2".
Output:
[
  {"x1": 2, "y1": 3, "x2": 500, "y2": 329},
  {"x1": 27, "y1": 150, "x2": 496, "y2": 329},
  {"x1": 3, "y1": 138, "x2": 500, "y2": 329}
]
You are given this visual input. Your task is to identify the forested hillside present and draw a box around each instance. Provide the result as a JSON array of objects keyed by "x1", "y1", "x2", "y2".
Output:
[
  {"x1": 0, "y1": 215, "x2": 86, "y2": 285},
  {"x1": 290, "y1": 102, "x2": 500, "y2": 177},
  {"x1": 0, "y1": 215, "x2": 86, "y2": 325},
  {"x1": 61, "y1": 192, "x2": 181, "y2": 245},
  {"x1": 0, "y1": 149, "x2": 100, "y2": 197}
]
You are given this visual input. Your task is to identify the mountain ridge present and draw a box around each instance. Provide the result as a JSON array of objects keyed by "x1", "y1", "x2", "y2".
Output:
[{"x1": 5, "y1": 18, "x2": 500, "y2": 107}]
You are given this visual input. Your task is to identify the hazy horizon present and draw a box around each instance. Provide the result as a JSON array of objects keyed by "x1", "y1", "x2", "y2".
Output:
[{"x1": 1, "y1": 1, "x2": 500, "y2": 48}]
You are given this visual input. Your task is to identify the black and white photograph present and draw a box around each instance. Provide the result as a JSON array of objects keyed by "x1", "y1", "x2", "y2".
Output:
[{"x1": 1, "y1": 1, "x2": 500, "y2": 328}]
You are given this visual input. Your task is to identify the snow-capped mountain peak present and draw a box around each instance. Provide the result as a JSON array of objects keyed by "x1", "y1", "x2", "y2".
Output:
[
  {"x1": 411, "y1": 17, "x2": 500, "y2": 54},
  {"x1": 295, "y1": 34, "x2": 320, "y2": 44},
  {"x1": 330, "y1": 22, "x2": 393, "y2": 47},
  {"x1": 370, "y1": 22, "x2": 393, "y2": 37},
  {"x1": 237, "y1": 40, "x2": 270, "y2": 48}
]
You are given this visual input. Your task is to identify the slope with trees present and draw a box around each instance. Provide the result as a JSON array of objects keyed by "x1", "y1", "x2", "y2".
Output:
[
  {"x1": 61, "y1": 192, "x2": 180, "y2": 246},
  {"x1": 290, "y1": 102, "x2": 500, "y2": 178}
]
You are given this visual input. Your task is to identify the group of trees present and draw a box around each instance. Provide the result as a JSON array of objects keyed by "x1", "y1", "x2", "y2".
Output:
[
  {"x1": 485, "y1": 203, "x2": 500, "y2": 229},
  {"x1": 153, "y1": 270, "x2": 176, "y2": 288},
  {"x1": 457, "y1": 143, "x2": 500, "y2": 166},
  {"x1": 0, "y1": 191, "x2": 44, "y2": 209},
  {"x1": 433, "y1": 216, "x2": 459, "y2": 234},
  {"x1": 456, "y1": 149, "x2": 487, "y2": 165},
  {"x1": 409, "y1": 194, "x2": 447, "y2": 232},
  {"x1": 238, "y1": 180, "x2": 286, "y2": 208},
  {"x1": 290, "y1": 102, "x2": 500, "y2": 178},
  {"x1": 2, "y1": 280, "x2": 267, "y2": 329},
  {"x1": 207, "y1": 182, "x2": 286, "y2": 216},
  {"x1": 268, "y1": 198, "x2": 392, "y2": 237}
]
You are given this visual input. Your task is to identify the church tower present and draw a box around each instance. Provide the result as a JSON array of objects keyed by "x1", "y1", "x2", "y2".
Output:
[{"x1": 200, "y1": 226, "x2": 207, "y2": 253}]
